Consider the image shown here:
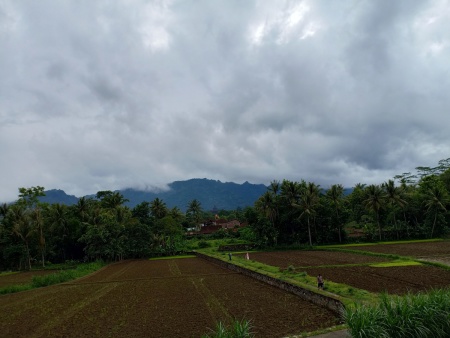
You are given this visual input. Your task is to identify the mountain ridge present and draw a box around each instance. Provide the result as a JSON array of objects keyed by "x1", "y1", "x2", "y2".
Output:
[{"x1": 38, "y1": 178, "x2": 268, "y2": 211}]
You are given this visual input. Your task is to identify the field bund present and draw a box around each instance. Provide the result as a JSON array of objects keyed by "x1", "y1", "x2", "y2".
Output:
[{"x1": 195, "y1": 252, "x2": 344, "y2": 315}]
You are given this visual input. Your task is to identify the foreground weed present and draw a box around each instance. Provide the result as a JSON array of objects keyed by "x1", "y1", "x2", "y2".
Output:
[
  {"x1": 202, "y1": 319, "x2": 254, "y2": 338},
  {"x1": 345, "y1": 289, "x2": 450, "y2": 338}
]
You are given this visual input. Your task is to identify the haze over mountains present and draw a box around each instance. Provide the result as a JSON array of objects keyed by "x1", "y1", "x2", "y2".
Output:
[{"x1": 38, "y1": 179, "x2": 268, "y2": 212}]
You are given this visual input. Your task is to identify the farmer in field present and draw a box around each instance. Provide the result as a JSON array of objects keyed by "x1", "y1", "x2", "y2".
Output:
[
  {"x1": 317, "y1": 274, "x2": 324, "y2": 290},
  {"x1": 245, "y1": 252, "x2": 250, "y2": 260},
  {"x1": 228, "y1": 253, "x2": 232, "y2": 261}
]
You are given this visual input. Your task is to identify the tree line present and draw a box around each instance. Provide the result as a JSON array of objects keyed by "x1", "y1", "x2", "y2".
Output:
[
  {"x1": 1, "y1": 158, "x2": 449, "y2": 270},
  {"x1": 0, "y1": 188, "x2": 209, "y2": 270},
  {"x1": 248, "y1": 158, "x2": 450, "y2": 247}
]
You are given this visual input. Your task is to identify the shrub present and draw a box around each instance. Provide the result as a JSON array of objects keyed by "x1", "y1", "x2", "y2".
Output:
[{"x1": 198, "y1": 240, "x2": 211, "y2": 249}]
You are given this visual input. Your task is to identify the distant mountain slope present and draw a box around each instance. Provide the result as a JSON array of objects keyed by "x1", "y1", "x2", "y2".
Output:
[
  {"x1": 39, "y1": 189, "x2": 79, "y2": 206},
  {"x1": 120, "y1": 178, "x2": 268, "y2": 211},
  {"x1": 36, "y1": 180, "x2": 353, "y2": 211},
  {"x1": 38, "y1": 179, "x2": 268, "y2": 211}
]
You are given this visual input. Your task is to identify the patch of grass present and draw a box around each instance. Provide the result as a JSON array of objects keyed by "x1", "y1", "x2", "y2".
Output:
[
  {"x1": 0, "y1": 271, "x2": 19, "y2": 277},
  {"x1": 314, "y1": 247, "x2": 405, "y2": 260},
  {"x1": 0, "y1": 261, "x2": 105, "y2": 295},
  {"x1": 0, "y1": 284, "x2": 32, "y2": 295},
  {"x1": 370, "y1": 260, "x2": 422, "y2": 267},
  {"x1": 149, "y1": 255, "x2": 196, "y2": 261},
  {"x1": 320, "y1": 238, "x2": 444, "y2": 249},
  {"x1": 418, "y1": 260, "x2": 450, "y2": 271}
]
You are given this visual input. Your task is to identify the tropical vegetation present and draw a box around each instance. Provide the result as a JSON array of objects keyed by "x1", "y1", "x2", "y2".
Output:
[{"x1": 1, "y1": 158, "x2": 450, "y2": 271}]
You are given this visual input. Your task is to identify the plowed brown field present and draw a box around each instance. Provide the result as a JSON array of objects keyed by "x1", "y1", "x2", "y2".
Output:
[
  {"x1": 248, "y1": 245, "x2": 450, "y2": 295},
  {"x1": 347, "y1": 241, "x2": 450, "y2": 265},
  {"x1": 0, "y1": 258, "x2": 339, "y2": 338},
  {"x1": 303, "y1": 265, "x2": 450, "y2": 294},
  {"x1": 246, "y1": 251, "x2": 391, "y2": 268}
]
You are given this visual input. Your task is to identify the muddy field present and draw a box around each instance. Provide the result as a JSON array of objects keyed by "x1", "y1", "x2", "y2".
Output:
[
  {"x1": 347, "y1": 241, "x2": 450, "y2": 265},
  {"x1": 0, "y1": 258, "x2": 339, "y2": 338},
  {"x1": 304, "y1": 265, "x2": 450, "y2": 294},
  {"x1": 246, "y1": 251, "x2": 391, "y2": 269},
  {"x1": 0, "y1": 270, "x2": 59, "y2": 288},
  {"x1": 248, "y1": 245, "x2": 450, "y2": 295}
]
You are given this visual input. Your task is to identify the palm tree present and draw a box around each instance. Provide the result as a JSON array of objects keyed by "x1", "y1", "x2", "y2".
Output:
[
  {"x1": 293, "y1": 182, "x2": 320, "y2": 246},
  {"x1": 187, "y1": 199, "x2": 202, "y2": 231},
  {"x1": 31, "y1": 207, "x2": 46, "y2": 267},
  {"x1": 10, "y1": 205, "x2": 34, "y2": 270},
  {"x1": 168, "y1": 206, "x2": 184, "y2": 222},
  {"x1": 255, "y1": 192, "x2": 277, "y2": 227},
  {"x1": 76, "y1": 197, "x2": 91, "y2": 222},
  {"x1": 280, "y1": 180, "x2": 302, "y2": 205},
  {"x1": 268, "y1": 180, "x2": 280, "y2": 196},
  {"x1": 47, "y1": 203, "x2": 69, "y2": 261},
  {"x1": 423, "y1": 185, "x2": 449, "y2": 238},
  {"x1": 101, "y1": 192, "x2": 129, "y2": 209},
  {"x1": 382, "y1": 180, "x2": 407, "y2": 239},
  {"x1": 327, "y1": 184, "x2": 344, "y2": 242},
  {"x1": 0, "y1": 203, "x2": 9, "y2": 220},
  {"x1": 363, "y1": 185, "x2": 384, "y2": 240},
  {"x1": 150, "y1": 198, "x2": 168, "y2": 219}
]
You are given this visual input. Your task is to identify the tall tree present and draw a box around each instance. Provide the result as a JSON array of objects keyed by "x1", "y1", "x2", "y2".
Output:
[
  {"x1": 187, "y1": 199, "x2": 203, "y2": 231},
  {"x1": 327, "y1": 184, "x2": 344, "y2": 243},
  {"x1": 96, "y1": 191, "x2": 128, "y2": 209},
  {"x1": 150, "y1": 198, "x2": 168, "y2": 219},
  {"x1": 9, "y1": 205, "x2": 34, "y2": 270},
  {"x1": 47, "y1": 203, "x2": 70, "y2": 261},
  {"x1": 293, "y1": 182, "x2": 320, "y2": 246},
  {"x1": 382, "y1": 180, "x2": 407, "y2": 239},
  {"x1": 363, "y1": 185, "x2": 384, "y2": 240},
  {"x1": 423, "y1": 184, "x2": 449, "y2": 238}
]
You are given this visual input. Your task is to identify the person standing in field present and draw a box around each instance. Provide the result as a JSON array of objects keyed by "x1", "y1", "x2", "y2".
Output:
[
  {"x1": 317, "y1": 274, "x2": 324, "y2": 290},
  {"x1": 245, "y1": 252, "x2": 250, "y2": 260}
]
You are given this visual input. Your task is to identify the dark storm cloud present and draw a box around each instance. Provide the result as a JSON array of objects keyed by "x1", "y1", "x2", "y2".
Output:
[{"x1": 1, "y1": 0, "x2": 449, "y2": 202}]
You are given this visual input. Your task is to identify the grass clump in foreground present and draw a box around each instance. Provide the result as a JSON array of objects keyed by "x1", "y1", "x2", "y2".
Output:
[
  {"x1": 344, "y1": 288, "x2": 450, "y2": 338},
  {"x1": 202, "y1": 319, "x2": 254, "y2": 338}
]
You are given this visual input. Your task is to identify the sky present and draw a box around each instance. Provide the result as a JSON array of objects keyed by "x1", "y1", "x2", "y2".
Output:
[{"x1": 1, "y1": 0, "x2": 450, "y2": 202}]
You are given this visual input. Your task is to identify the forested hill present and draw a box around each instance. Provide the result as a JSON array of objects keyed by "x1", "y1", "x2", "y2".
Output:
[{"x1": 39, "y1": 179, "x2": 268, "y2": 211}]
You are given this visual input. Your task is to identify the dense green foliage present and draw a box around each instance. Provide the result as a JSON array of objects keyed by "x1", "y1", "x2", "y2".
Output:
[
  {"x1": 249, "y1": 159, "x2": 450, "y2": 247},
  {"x1": 345, "y1": 289, "x2": 450, "y2": 337},
  {"x1": 1, "y1": 159, "x2": 450, "y2": 270}
]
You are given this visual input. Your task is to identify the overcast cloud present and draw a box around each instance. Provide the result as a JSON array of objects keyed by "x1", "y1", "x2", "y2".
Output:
[{"x1": 1, "y1": 0, "x2": 450, "y2": 202}]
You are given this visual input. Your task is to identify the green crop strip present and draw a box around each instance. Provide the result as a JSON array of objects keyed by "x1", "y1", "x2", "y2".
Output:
[
  {"x1": 369, "y1": 261, "x2": 422, "y2": 267},
  {"x1": 149, "y1": 255, "x2": 196, "y2": 260}
]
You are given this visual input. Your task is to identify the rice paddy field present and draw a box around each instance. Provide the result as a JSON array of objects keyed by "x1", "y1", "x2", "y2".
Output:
[{"x1": 247, "y1": 240, "x2": 450, "y2": 295}]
